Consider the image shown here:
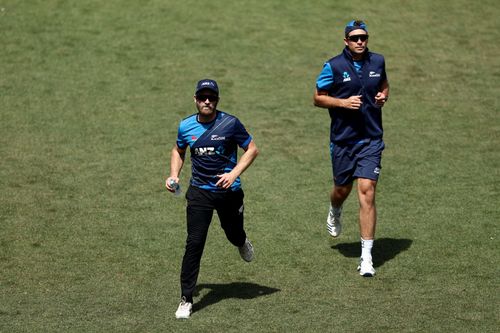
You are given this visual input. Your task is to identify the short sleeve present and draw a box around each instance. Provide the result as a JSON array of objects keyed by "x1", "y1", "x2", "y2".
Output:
[
  {"x1": 232, "y1": 118, "x2": 252, "y2": 149},
  {"x1": 176, "y1": 123, "x2": 187, "y2": 149},
  {"x1": 316, "y1": 62, "x2": 334, "y2": 91}
]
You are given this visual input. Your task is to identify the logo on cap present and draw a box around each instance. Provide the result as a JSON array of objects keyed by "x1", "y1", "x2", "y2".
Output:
[{"x1": 196, "y1": 79, "x2": 219, "y2": 95}]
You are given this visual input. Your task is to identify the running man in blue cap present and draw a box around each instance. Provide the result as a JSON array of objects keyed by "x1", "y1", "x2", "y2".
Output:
[
  {"x1": 313, "y1": 20, "x2": 390, "y2": 277},
  {"x1": 167, "y1": 79, "x2": 259, "y2": 318}
]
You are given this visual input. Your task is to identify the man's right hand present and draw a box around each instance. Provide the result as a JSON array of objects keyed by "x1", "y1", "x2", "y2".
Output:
[
  {"x1": 166, "y1": 176, "x2": 179, "y2": 192},
  {"x1": 342, "y1": 95, "x2": 363, "y2": 109}
]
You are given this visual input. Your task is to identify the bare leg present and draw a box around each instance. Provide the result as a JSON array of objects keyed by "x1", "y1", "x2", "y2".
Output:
[
  {"x1": 357, "y1": 178, "x2": 377, "y2": 240},
  {"x1": 330, "y1": 182, "x2": 353, "y2": 208}
]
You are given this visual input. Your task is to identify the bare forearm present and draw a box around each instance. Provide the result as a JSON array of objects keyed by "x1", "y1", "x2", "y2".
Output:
[
  {"x1": 215, "y1": 141, "x2": 259, "y2": 189},
  {"x1": 232, "y1": 141, "x2": 259, "y2": 178},
  {"x1": 169, "y1": 146, "x2": 185, "y2": 178},
  {"x1": 314, "y1": 93, "x2": 346, "y2": 109},
  {"x1": 166, "y1": 146, "x2": 186, "y2": 192},
  {"x1": 314, "y1": 90, "x2": 362, "y2": 110},
  {"x1": 374, "y1": 79, "x2": 390, "y2": 106},
  {"x1": 380, "y1": 79, "x2": 389, "y2": 98}
]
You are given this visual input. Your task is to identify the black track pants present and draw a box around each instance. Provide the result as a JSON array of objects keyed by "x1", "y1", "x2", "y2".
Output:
[{"x1": 180, "y1": 186, "x2": 246, "y2": 302}]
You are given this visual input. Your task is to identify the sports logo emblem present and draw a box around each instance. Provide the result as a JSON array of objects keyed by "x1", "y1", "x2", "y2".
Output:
[
  {"x1": 342, "y1": 72, "x2": 351, "y2": 82},
  {"x1": 211, "y1": 135, "x2": 225, "y2": 141}
]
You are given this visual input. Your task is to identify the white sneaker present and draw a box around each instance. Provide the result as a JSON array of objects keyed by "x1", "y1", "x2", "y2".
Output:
[
  {"x1": 357, "y1": 258, "x2": 376, "y2": 277},
  {"x1": 175, "y1": 297, "x2": 192, "y2": 319},
  {"x1": 238, "y1": 238, "x2": 254, "y2": 262},
  {"x1": 327, "y1": 206, "x2": 342, "y2": 237}
]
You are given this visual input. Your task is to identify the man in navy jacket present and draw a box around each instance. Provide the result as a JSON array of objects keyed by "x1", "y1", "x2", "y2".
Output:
[{"x1": 313, "y1": 20, "x2": 390, "y2": 277}]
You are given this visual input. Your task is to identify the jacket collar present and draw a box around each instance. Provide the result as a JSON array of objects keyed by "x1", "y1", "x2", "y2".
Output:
[{"x1": 342, "y1": 46, "x2": 369, "y2": 62}]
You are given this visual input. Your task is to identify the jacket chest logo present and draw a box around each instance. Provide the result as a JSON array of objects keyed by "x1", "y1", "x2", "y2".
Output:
[{"x1": 342, "y1": 72, "x2": 351, "y2": 82}]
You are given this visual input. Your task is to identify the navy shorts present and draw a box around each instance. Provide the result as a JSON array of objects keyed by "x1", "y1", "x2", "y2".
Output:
[{"x1": 330, "y1": 138, "x2": 385, "y2": 186}]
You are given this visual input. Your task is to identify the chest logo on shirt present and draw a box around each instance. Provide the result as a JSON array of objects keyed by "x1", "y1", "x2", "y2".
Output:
[
  {"x1": 342, "y1": 72, "x2": 351, "y2": 82},
  {"x1": 211, "y1": 135, "x2": 226, "y2": 141},
  {"x1": 369, "y1": 71, "x2": 381, "y2": 78},
  {"x1": 194, "y1": 147, "x2": 216, "y2": 156}
]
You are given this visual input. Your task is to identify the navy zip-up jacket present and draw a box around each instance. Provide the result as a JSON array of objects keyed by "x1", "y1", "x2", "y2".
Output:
[{"x1": 325, "y1": 47, "x2": 387, "y2": 143}]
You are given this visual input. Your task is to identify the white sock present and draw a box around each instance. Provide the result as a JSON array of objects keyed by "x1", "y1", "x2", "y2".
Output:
[{"x1": 361, "y1": 238, "x2": 374, "y2": 262}]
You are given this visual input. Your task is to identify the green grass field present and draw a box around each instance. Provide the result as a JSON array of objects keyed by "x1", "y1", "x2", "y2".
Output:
[{"x1": 1, "y1": 0, "x2": 499, "y2": 332}]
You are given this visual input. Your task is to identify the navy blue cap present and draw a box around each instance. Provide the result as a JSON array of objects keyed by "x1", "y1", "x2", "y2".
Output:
[
  {"x1": 345, "y1": 20, "x2": 368, "y2": 37},
  {"x1": 195, "y1": 79, "x2": 219, "y2": 96}
]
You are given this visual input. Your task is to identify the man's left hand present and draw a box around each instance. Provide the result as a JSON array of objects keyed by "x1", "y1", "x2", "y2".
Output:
[
  {"x1": 216, "y1": 173, "x2": 237, "y2": 189},
  {"x1": 375, "y1": 92, "x2": 388, "y2": 106}
]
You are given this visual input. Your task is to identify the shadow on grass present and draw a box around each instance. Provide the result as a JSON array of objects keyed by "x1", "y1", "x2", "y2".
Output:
[
  {"x1": 331, "y1": 237, "x2": 412, "y2": 267},
  {"x1": 193, "y1": 282, "x2": 280, "y2": 313}
]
